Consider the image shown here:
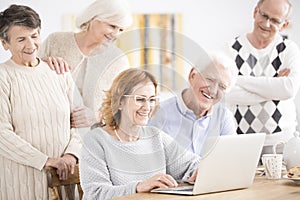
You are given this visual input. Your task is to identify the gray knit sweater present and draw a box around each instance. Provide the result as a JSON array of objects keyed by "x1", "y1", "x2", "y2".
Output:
[{"x1": 79, "y1": 126, "x2": 200, "y2": 199}]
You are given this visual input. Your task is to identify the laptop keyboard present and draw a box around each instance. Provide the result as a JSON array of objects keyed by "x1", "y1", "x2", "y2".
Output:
[{"x1": 166, "y1": 186, "x2": 194, "y2": 191}]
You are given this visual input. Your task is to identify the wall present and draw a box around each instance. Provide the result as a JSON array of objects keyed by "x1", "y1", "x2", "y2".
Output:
[{"x1": 1, "y1": 0, "x2": 300, "y2": 59}]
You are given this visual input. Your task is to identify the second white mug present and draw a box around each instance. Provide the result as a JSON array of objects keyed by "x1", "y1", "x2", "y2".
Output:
[{"x1": 262, "y1": 154, "x2": 283, "y2": 179}]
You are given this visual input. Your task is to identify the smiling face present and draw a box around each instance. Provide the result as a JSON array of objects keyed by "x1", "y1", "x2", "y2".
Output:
[
  {"x1": 88, "y1": 19, "x2": 123, "y2": 44},
  {"x1": 188, "y1": 64, "x2": 231, "y2": 114},
  {"x1": 120, "y1": 82, "x2": 157, "y2": 127},
  {"x1": 252, "y1": 0, "x2": 290, "y2": 43},
  {"x1": 1, "y1": 25, "x2": 40, "y2": 66}
]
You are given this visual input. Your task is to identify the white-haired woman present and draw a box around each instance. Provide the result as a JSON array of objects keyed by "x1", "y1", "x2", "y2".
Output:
[{"x1": 39, "y1": 0, "x2": 133, "y2": 128}]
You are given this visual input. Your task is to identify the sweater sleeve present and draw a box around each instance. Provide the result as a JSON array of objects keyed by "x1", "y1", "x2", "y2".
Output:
[
  {"x1": 225, "y1": 85, "x2": 267, "y2": 105},
  {"x1": 162, "y1": 132, "x2": 200, "y2": 181},
  {"x1": 0, "y1": 76, "x2": 48, "y2": 170},
  {"x1": 63, "y1": 73, "x2": 82, "y2": 160},
  {"x1": 237, "y1": 75, "x2": 300, "y2": 100},
  {"x1": 79, "y1": 132, "x2": 138, "y2": 200}
]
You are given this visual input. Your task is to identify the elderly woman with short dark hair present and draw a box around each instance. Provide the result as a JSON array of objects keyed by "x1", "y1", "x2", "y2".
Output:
[{"x1": 0, "y1": 4, "x2": 81, "y2": 199}]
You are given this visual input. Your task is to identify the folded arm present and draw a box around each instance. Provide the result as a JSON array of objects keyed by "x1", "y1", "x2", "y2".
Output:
[
  {"x1": 225, "y1": 85, "x2": 267, "y2": 105},
  {"x1": 236, "y1": 45, "x2": 300, "y2": 100},
  {"x1": 237, "y1": 74, "x2": 300, "y2": 100}
]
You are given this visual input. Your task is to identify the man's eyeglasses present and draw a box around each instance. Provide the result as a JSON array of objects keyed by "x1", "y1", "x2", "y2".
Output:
[
  {"x1": 258, "y1": 7, "x2": 284, "y2": 26},
  {"x1": 123, "y1": 95, "x2": 159, "y2": 107}
]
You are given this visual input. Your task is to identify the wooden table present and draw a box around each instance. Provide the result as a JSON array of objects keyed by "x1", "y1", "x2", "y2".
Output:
[{"x1": 112, "y1": 176, "x2": 300, "y2": 200}]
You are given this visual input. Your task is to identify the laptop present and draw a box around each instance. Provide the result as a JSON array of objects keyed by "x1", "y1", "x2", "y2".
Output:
[{"x1": 151, "y1": 133, "x2": 266, "y2": 195}]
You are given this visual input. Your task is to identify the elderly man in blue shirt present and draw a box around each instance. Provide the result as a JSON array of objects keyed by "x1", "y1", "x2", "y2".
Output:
[{"x1": 149, "y1": 53, "x2": 238, "y2": 156}]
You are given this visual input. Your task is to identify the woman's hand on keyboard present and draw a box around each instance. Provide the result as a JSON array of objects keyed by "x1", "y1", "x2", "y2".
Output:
[{"x1": 136, "y1": 173, "x2": 178, "y2": 193}]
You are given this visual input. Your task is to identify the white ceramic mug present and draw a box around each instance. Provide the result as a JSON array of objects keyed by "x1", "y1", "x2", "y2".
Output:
[
  {"x1": 273, "y1": 132, "x2": 300, "y2": 171},
  {"x1": 262, "y1": 154, "x2": 283, "y2": 179}
]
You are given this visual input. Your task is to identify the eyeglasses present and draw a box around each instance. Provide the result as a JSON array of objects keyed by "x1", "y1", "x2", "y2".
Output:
[
  {"x1": 258, "y1": 7, "x2": 284, "y2": 26},
  {"x1": 204, "y1": 77, "x2": 228, "y2": 92},
  {"x1": 123, "y1": 95, "x2": 159, "y2": 107}
]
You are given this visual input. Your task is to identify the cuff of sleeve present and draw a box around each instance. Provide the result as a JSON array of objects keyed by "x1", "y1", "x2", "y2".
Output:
[
  {"x1": 32, "y1": 154, "x2": 48, "y2": 171},
  {"x1": 64, "y1": 130, "x2": 82, "y2": 160},
  {"x1": 132, "y1": 181, "x2": 140, "y2": 194},
  {"x1": 64, "y1": 151, "x2": 80, "y2": 163}
]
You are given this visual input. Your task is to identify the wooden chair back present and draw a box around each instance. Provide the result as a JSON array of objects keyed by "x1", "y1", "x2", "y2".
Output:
[{"x1": 46, "y1": 164, "x2": 83, "y2": 200}]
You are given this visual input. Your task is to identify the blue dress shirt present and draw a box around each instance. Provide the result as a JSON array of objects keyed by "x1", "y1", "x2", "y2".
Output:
[{"x1": 149, "y1": 93, "x2": 236, "y2": 155}]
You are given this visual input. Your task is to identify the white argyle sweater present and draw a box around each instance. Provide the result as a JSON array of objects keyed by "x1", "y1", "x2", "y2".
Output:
[{"x1": 225, "y1": 34, "x2": 300, "y2": 146}]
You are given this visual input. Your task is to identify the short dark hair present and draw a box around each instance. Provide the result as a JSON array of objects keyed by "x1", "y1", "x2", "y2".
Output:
[{"x1": 0, "y1": 4, "x2": 41, "y2": 42}]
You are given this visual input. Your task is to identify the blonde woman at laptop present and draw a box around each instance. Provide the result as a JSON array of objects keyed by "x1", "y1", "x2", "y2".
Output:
[{"x1": 79, "y1": 68, "x2": 200, "y2": 200}]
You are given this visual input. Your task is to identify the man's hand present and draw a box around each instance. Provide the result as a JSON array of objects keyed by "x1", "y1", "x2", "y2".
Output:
[
  {"x1": 42, "y1": 56, "x2": 72, "y2": 74},
  {"x1": 277, "y1": 68, "x2": 290, "y2": 77}
]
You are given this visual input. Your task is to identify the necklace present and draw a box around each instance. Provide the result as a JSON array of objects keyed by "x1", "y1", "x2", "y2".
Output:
[
  {"x1": 113, "y1": 127, "x2": 140, "y2": 142},
  {"x1": 114, "y1": 128, "x2": 123, "y2": 142}
]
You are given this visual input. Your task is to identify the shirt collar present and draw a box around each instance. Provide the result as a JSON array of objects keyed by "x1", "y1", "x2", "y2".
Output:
[
  {"x1": 177, "y1": 89, "x2": 190, "y2": 114},
  {"x1": 177, "y1": 89, "x2": 214, "y2": 117}
]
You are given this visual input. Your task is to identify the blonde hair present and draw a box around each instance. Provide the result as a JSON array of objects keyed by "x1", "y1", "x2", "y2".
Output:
[{"x1": 100, "y1": 68, "x2": 158, "y2": 129}]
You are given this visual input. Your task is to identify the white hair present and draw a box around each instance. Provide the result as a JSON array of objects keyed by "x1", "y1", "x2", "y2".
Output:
[
  {"x1": 76, "y1": 0, "x2": 133, "y2": 30},
  {"x1": 200, "y1": 51, "x2": 238, "y2": 92},
  {"x1": 209, "y1": 51, "x2": 238, "y2": 92}
]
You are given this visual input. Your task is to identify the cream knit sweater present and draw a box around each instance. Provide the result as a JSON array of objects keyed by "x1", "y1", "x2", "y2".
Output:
[
  {"x1": 40, "y1": 32, "x2": 129, "y2": 113},
  {"x1": 0, "y1": 59, "x2": 82, "y2": 200}
]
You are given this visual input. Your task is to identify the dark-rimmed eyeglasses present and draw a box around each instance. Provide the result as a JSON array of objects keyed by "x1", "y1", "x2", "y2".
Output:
[
  {"x1": 258, "y1": 7, "x2": 284, "y2": 26},
  {"x1": 123, "y1": 95, "x2": 159, "y2": 107}
]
